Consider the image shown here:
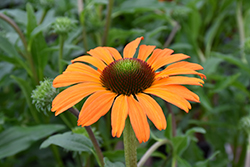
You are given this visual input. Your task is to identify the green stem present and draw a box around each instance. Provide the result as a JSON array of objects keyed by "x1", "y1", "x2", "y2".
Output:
[
  {"x1": 0, "y1": 13, "x2": 39, "y2": 84},
  {"x1": 171, "y1": 156, "x2": 177, "y2": 167},
  {"x1": 39, "y1": 8, "x2": 48, "y2": 24},
  {"x1": 68, "y1": 107, "x2": 104, "y2": 167},
  {"x1": 236, "y1": 0, "x2": 247, "y2": 64},
  {"x1": 138, "y1": 139, "x2": 173, "y2": 167},
  {"x1": 244, "y1": 135, "x2": 250, "y2": 167},
  {"x1": 123, "y1": 118, "x2": 137, "y2": 167},
  {"x1": 102, "y1": 0, "x2": 114, "y2": 46},
  {"x1": 50, "y1": 145, "x2": 64, "y2": 167},
  {"x1": 163, "y1": 21, "x2": 180, "y2": 48},
  {"x1": 58, "y1": 35, "x2": 65, "y2": 73},
  {"x1": 59, "y1": 114, "x2": 73, "y2": 129},
  {"x1": 77, "y1": 0, "x2": 89, "y2": 51}
]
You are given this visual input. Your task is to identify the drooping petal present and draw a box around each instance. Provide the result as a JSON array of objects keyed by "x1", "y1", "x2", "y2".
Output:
[
  {"x1": 71, "y1": 56, "x2": 107, "y2": 71},
  {"x1": 137, "y1": 45, "x2": 155, "y2": 61},
  {"x1": 104, "y1": 47, "x2": 122, "y2": 60},
  {"x1": 152, "y1": 76, "x2": 204, "y2": 87},
  {"x1": 64, "y1": 63, "x2": 100, "y2": 76},
  {"x1": 154, "y1": 85, "x2": 200, "y2": 102},
  {"x1": 51, "y1": 82, "x2": 105, "y2": 116},
  {"x1": 53, "y1": 72, "x2": 100, "y2": 88},
  {"x1": 77, "y1": 90, "x2": 117, "y2": 126},
  {"x1": 144, "y1": 87, "x2": 191, "y2": 113},
  {"x1": 127, "y1": 95, "x2": 150, "y2": 143},
  {"x1": 136, "y1": 93, "x2": 166, "y2": 130},
  {"x1": 88, "y1": 47, "x2": 114, "y2": 65},
  {"x1": 151, "y1": 54, "x2": 190, "y2": 71},
  {"x1": 167, "y1": 61, "x2": 204, "y2": 71},
  {"x1": 156, "y1": 67, "x2": 206, "y2": 79},
  {"x1": 123, "y1": 37, "x2": 144, "y2": 58},
  {"x1": 111, "y1": 95, "x2": 128, "y2": 137},
  {"x1": 147, "y1": 48, "x2": 174, "y2": 67}
]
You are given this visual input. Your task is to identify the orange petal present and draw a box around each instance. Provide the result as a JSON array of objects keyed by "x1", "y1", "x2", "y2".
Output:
[
  {"x1": 64, "y1": 63, "x2": 100, "y2": 77},
  {"x1": 136, "y1": 93, "x2": 166, "y2": 130},
  {"x1": 123, "y1": 37, "x2": 144, "y2": 58},
  {"x1": 147, "y1": 48, "x2": 174, "y2": 67},
  {"x1": 152, "y1": 76, "x2": 204, "y2": 87},
  {"x1": 88, "y1": 47, "x2": 114, "y2": 65},
  {"x1": 144, "y1": 87, "x2": 191, "y2": 113},
  {"x1": 104, "y1": 47, "x2": 122, "y2": 60},
  {"x1": 154, "y1": 85, "x2": 200, "y2": 102},
  {"x1": 53, "y1": 72, "x2": 100, "y2": 88},
  {"x1": 127, "y1": 95, "x2": 150, "y2": 143},
  {"x1": 167, "y1": 61, "x2": 204, "y2": 71},
  {"x1": 77, "y1": 90, "x2": 117, "y2": 126},
  {"x1": 51, "y1": 82, "x2": 105, "y2": 116},
  {"x1": 137, "y1": 45, "x2": 156, "y2": 61},
  {"x1": 71, "y1": 55, "x2": 107, "y2": 71},
  {"x1": 156, "y1": 68, "x2": 206, "y2": 79},
  {"x1": 151, "y1": 54, "x2": 190, "y2": 71},
  {"x1": 111, "y1": 95, "x2": 128, "y2": 137}
]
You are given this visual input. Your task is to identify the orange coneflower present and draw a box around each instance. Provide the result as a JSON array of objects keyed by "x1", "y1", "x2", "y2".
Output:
[{"x1": 51, "y1": 37, "x2": 205, "y2": 143}]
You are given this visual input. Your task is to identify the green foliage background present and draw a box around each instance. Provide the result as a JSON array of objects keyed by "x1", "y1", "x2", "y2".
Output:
[{"x1": 0, "y1": 0, "x2": 250, "y2": 166}]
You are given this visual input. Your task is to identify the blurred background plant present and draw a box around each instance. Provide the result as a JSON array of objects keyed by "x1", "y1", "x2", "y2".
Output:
[{"x1": 0, "y1": 0, "x2": 250, "y2": 166}]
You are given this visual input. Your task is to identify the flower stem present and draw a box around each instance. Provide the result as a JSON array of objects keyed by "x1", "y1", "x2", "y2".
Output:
[
  {"x1": 102, "y1": 0, "x2": 114, "y2": 46},
  {"x1": 58, "y1": 35, "x2": 65, "y2": 73},
  {"x1": 245, "y1": 135, "x2": 250, "y2": 167},
  {"x1": 39, "y1": 8, "x2": 48, "y2": 24},
  {"x1": 138, "y1": 139, "x2": 173, "y2": 167},
  {"x1": 236, "y1": 0, "x2": 247, "y2": 64},
  {"x1": 68, "y1": 107, "x2": 104, "y2": 167},
  {"x1": 123, "y1": 118, "x2": 137, "y2": 167},
  {"x1": 77, "y1": 0, "x2": 89, "y2": 51}
]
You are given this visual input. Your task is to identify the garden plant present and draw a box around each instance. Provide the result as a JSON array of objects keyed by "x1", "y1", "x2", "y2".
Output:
[{"x1": 0, "y1": 0, "x2": 250, "y2": 167}]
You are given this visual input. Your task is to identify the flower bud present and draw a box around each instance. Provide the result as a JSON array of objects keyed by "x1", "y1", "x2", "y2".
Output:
[
  {"x1": 31, "y1": 79, "x2": 58, "y2": 114},
  {"x1": 40, "y1": 0, "x2": 54, "y2": 9},
  {"x1": 52, "y1": 17, "x2": 77, "y2": 35},
  {"x1": 239, "y1": 116, "x2": 250, "y2": 134}
]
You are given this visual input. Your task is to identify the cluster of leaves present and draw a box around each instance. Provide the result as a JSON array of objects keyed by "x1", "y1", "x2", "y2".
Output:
[{"x1": 0, "y1": 0, "x2": 250, "y2": 166}]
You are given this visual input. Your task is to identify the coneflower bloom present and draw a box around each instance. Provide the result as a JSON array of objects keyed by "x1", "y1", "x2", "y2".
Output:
[{"x1": 51, "y1": 37, "x2": 205, "y2": 143}]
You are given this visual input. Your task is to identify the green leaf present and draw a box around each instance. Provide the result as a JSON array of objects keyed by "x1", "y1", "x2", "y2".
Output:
[
  {"x1": 185, "y1": 127, "x2": 206, "y2": 142},
  {"x1": 114, "y1": 0, "x2": 170, "y2": 16},
  {"x1": 0, "y1": 36, "x2": 31, "y2": 76},
  {"x1": 11, "y1": 75, "x2": 41, "y2": 123},
  {"x1": 104, "y1": 157, "x2": 125, "y2": 167},
  {"x1": 26, "y1": 3, "x2": 37, "y2": 39},
  {"x1": 172, "y1": 136, "x2": 189, "y2": 156},
  {"x1": 205, "y1": 11, "x2": 227, "y2": 56},
  {"x1": 26, "y1": 3, "x2": 49, "y2": 80},
  {"x1": 202, "y1": 57, "x2": 223, "y2": 75},
  {"x1": 176, "y1": 155, "x2": 192, "y2": 167},
  {"x1": 164, "y1": 114, "x2": 173, "y2": 139},
  {"x1": 0, "y1": 124, "x2": 65, "y2": 159},
  {"x1": 194, "y1": 151, "x2": 220, "y2": 167},
  {"x1": 40, "y1": 132, "x2": 93, "y2": 153},
  {"x1": 213, "y1": 73, "x2": 241, "y2": 92},
  {"x1": 213, "y1": 52, "x2": 250, "y2": 76}
]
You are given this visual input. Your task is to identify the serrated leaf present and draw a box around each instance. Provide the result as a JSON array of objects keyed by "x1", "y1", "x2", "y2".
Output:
[
  {"x1": 104, "y1": 157, "x2": 125, "y2": 167},
  {"x1": 40, "y1": 132, "x2": 93, "y2": 153},
  {"x1": 0, "y1": 124, "x2": 65, "y2": 159}
]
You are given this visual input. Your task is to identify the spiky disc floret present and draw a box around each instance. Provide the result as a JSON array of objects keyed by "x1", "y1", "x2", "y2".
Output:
[{"x1": 100, "y1": 58, "x2": 155, "y2": 96}]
